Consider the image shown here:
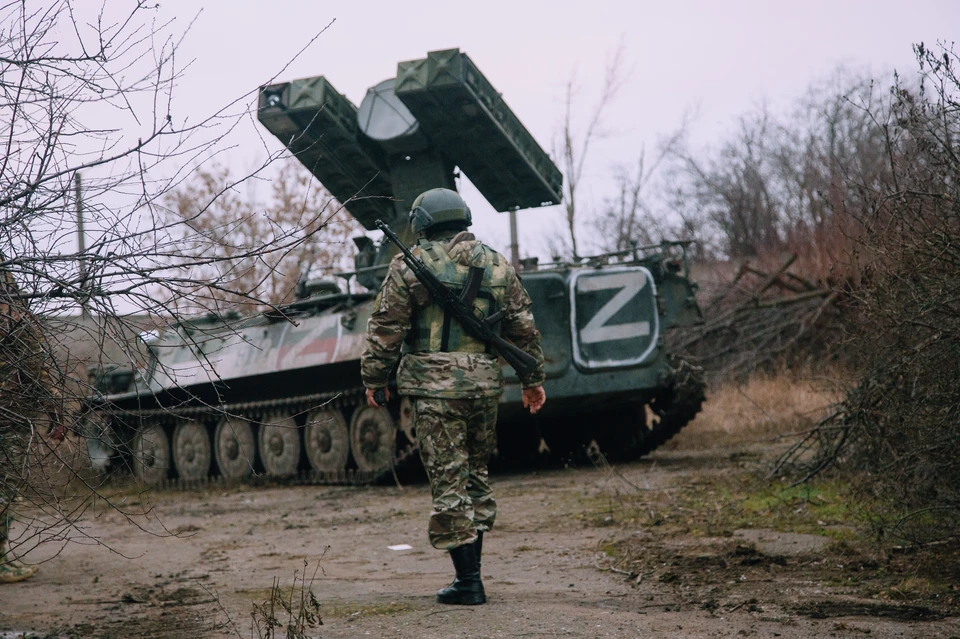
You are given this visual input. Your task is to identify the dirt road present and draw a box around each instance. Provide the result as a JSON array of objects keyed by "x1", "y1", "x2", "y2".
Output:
[{"x1": 2, "y1": 448, "x2": 958, "y2": 638}]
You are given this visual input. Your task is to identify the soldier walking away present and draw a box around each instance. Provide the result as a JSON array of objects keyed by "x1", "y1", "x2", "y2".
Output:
[
  {"x1": 361, "y1": 188, "x2": 546, "y2": 605},
  {"x1": 0, "y1": 266, "x2": 66, "y2": 583}
]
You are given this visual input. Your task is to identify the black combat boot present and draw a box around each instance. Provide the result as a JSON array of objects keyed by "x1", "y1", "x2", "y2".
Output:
[
  {"x1": 436, "y1": 542, "x2": 486, "y2": 605},
  {"x1": 474, "y1": 530, "x2": 484, "y2": 575}
]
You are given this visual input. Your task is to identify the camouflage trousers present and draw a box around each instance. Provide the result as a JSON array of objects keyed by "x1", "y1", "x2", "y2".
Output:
[
  {"x1": 413, "y1": 396, "x2": 499, "y2": 550},
  {"x1": 1, "y1": 427, "x2": 24, "y2": 554},
  {"x1": 0, "y1": 498, "x2": 10, "y2": 556},
  {"x1": 0, "y1": 428, "x2": 39, "y2": 582},
  {"x1": 1, "y1": 411, "x2": 54, "y2": 554}
]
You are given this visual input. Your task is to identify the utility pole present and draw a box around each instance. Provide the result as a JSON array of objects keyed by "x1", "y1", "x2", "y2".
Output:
[
  {"x1": 75, "y1": 172, "x2": 88, "y2": 321},
  {"x1": 508, "y1": 207, "x2": 520, "y2": 270}
]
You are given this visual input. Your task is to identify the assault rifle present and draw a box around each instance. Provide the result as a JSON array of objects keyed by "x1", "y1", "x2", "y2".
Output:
[{"x1": 376, "y1": 220, "x2": 538, "y2": 379}]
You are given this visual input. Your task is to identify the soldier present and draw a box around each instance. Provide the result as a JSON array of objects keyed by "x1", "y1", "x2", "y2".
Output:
[
  {"x1": 361, "y1": 188, "x2": 546, "y2": 605},
  {"x1": 0, "y1": 266, "x2": 65, "y2": 583}
]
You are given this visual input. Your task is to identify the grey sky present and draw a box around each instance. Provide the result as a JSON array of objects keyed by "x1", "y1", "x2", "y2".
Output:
[{"x1": 151, "y1": 0, "x2": 958, "y2": 257}]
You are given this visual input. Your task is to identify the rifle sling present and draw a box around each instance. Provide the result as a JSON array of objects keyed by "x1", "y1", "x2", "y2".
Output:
[{"x1": 440, "y1": 312, "x2": 453, "y2": 352}]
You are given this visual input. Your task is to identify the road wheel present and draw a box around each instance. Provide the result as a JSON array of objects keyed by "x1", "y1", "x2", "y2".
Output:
[
  {"x1": 259, "y1": 413, "x2": 301, "y2": 478},
  {"x1": 172, "y1": 420, "x2": 212, "y2": 480},
  {"x1": 304, "y1": 408, "x2": 349, "y2": 473},
  {"x1": 132, "y1": 422, "x2": 170, "y2": 485},
  {"x1": 214, "y1": 417, "x2": 256, "y2": 480},
  {"x1": 349, "y1": 405, "x2": 395, "y2": 472}
]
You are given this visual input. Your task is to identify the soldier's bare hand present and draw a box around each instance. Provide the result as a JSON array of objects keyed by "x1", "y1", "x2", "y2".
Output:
[
  {"x1": 522, "y1": 386, "x2": 546, "y2": 414},
  {"x1": 366, "y1": 387, "x2": 390, "y2": 408}
]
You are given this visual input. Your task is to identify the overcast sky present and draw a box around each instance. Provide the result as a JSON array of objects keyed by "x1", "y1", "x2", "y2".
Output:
[{"x1": 146, "y1": 0, "x2": 958, "y2": 257}]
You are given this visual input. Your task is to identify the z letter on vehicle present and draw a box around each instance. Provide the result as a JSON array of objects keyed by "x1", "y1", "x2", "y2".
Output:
[{"x1": 577, "y1": 271, "x2": 651, "y2": 344}]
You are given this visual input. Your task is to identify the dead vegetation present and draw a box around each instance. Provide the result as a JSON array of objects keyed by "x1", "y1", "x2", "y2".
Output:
[
  {"x1": 661, "y1": 43, "x2": 960, "y2": 553},
  {"x1": 663, "y1": 371, "x2": 843, "y2": 449},
  {"x1": 601, "y1": 42, "x2": 960, "y2": 600},
  {"x1": 674, "y1": 254, "x2": 844, "y2": 381},
  {"x1": 0, "y1": 1, "x2": 339, "y2": 571},
  {"x1": 246, "y1": 562, "x2": 323, "y2": 639},
  {"x1": 770, "y1": 43, "x2": 960, "y2": 546}
]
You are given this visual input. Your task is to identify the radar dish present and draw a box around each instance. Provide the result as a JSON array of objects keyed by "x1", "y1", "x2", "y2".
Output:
[{"x1": 357, "y1": 79, "x2": 426, "y2": 152}]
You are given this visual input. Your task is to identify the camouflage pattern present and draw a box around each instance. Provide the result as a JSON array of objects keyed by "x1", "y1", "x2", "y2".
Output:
[
  {"x1": 414, "y1": 396, "x2": 498, "y2": 549},
  {"x1": 1, "y1": 427, "x2": 28, "y2": 559},
  {"x1": 361, "y1": 229, "x2": 544, "y2": 549},
  {"x1": 0, "y1": 268, "x2": 58, "y2": 582},
  {"x1": 0, "y1": 428, "x2": 20, "y2": 556},
  {"x1": 361, "y1": 230, "x2": 545, "y2": 397},
  {"x1": 0, "y1": 268, "x2": 62, "y2": 422},
  {"x1": 0, "y1": 424, "x2": 31, "y2": 581},
  {"x1": 0, "y1": 494, "x2": 38, "y2": 583},
  {"x1": 143, "y1": 301, "x2": 372, "y2": 393}
]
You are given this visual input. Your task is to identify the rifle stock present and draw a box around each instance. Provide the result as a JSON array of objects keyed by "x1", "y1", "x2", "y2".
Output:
[
  {"x1": 490, "y1": 334, "x2": 538, "y2": 376},
  {"x1": 376, "y1": 220, "x2": 539, "y2": 379}
]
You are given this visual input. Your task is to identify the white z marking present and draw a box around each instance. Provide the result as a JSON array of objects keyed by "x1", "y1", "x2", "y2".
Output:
[{"x1": 577, "y1": 272, "x2": 651, "y2": 344}]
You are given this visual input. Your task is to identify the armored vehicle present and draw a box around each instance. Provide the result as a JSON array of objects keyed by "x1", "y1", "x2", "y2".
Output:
[{"x1": 89, "y1": 49, "x2": 705, "y2": 484}]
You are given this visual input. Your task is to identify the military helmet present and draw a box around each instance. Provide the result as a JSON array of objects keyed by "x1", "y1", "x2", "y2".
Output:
[{"x1": 409, "y1": 188, "x2": 472, "y2": 234}]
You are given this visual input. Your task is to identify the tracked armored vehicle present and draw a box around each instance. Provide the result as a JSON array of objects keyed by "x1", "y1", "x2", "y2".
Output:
[{"x1": 89, "y1": 49, "x2": 705, "y2": 485}]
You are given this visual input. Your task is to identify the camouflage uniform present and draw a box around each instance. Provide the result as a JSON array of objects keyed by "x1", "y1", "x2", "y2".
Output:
[
  {"x1": 362, "y1": 230, "x2": 544, "y2": 550},
  {"x1": 0, "y1": 268, "x2": 61, "y2": 582}
]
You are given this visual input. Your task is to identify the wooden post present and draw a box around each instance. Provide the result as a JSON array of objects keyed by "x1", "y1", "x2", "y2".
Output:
[
  {"x1": 509, "y1": 208, "x2": 520, "y2": 269},
  {"x1": 75, "y1": 172, "x2": 88, "y2": 320}
]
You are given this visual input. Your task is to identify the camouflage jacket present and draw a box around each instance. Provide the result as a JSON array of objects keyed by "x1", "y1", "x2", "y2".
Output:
[
  {"x1": 0, "y1": 268, "x2": 62, "y2": 431},
  {"x1": 361, "y1": 231, "x2": 545, "y2": 399}
]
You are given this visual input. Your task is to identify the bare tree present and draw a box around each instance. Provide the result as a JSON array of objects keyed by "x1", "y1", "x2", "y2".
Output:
[
  {"x1": 555, "y1": 45, "x2": 628, "y2": 260},
  {"x1": 679, "y1": 108, "x2": 784, "y2": 258},
  {"x1": 674, "y1": 69, "x2": 890, "y2": 276},
  {"x1": 0, "y1": 1, "x2": 332, "y2": 567},
  {"x1": 163, "y1": 158, "x2": 362, "y2": 310},
  {"x1": 594, "y1": 124, "x2": 688, "y2": 253}
]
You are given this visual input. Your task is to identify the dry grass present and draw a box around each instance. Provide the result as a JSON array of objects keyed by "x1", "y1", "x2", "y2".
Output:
[{"x1": 665, "y1": 372, "x2": 844, "y2": 450}]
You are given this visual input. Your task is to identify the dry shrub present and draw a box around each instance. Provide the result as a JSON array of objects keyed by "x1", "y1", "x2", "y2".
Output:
[
  {"x1": 839, "y1": 45, "x2": 960, "y2": 543},
  {"x1": 246, "y1": 558, "x2": 324, "y2": 639},
  {"x1": 667, "y1": 372, "x2": 842, "y2": 450},
  {"x1": 776, "y1": 44, "x2": 960, "y2": 545}
]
